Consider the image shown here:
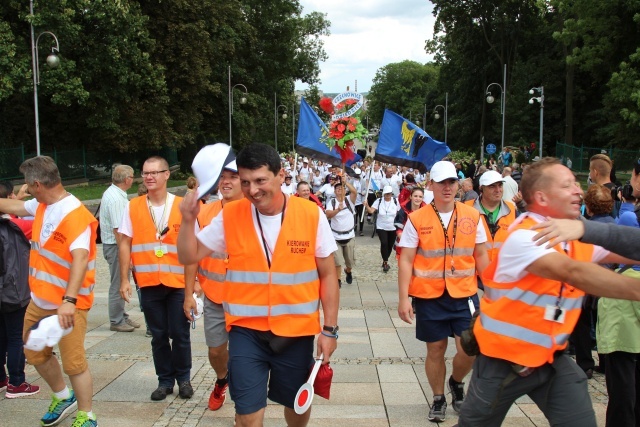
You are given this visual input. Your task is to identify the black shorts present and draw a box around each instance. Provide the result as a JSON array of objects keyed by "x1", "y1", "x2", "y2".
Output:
[{"x1": 414, "y1": 291, "x2": 479, "y2": 343}]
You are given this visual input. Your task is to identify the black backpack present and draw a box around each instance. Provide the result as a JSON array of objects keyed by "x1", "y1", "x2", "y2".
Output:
[{"x1": 0, "y1": 218, "x2": 30, "y2": 312}]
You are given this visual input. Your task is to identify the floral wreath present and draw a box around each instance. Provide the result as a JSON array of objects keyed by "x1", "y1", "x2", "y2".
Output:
[{"x1": 319, "y1": 91, "x2": 368, "y2": 164}]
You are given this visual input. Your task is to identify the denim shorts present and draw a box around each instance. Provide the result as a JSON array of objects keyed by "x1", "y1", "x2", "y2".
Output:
[
  {"x1": 228, "y1": 326, "x2": 314, "y2": 415},
  {"x1": 414, "y1": 291, "x2": 479, "y2": 343}
]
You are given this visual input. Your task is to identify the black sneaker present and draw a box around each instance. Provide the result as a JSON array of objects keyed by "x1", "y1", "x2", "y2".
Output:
[
  {"x1": 151, "y1": 386, "x2": 173, "y2": 401},
  {"x1": 178, "y1": 381, "x2": 194, "y2": 399},
  {"x1": 359, "y1": 231, "x2": 364, "y2": 236},
  {"x1": 345, "y1": 271, "x2": 353, "y2": 284},
  {"x1": 428, "y1": 394, "x2": 447, "y2": 422},
  {"x1": 448, "y1": 376, "x2": 465, "y2": 413}
]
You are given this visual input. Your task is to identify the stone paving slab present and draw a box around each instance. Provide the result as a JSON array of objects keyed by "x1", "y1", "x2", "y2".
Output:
[{"x1": 1, "y1": 227, "x2": 609, "y2": 426}]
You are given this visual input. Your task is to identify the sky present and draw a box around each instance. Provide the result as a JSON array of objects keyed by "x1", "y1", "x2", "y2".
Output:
[{"x1": 296, "y1": 0, "x2": 436, "y2": 94}]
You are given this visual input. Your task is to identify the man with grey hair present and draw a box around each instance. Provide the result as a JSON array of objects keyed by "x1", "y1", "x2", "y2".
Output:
[
  {"x1": 501, "y1": 167, "x2": 519, "y2": 203},
  {"x1": 99, "y1": 165, "x2": 140, "y2": 332},
  {"x1": 0, "y1": 156, "x2": 99, "y2": 426}
]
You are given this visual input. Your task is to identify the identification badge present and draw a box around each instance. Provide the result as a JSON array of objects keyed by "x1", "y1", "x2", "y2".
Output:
[
  {"x1": 154, "y1": 245, "x2": 167, "y2": 258},
  {"x1": 544, "y1": 305, "x2": 566, "y2": 323}
]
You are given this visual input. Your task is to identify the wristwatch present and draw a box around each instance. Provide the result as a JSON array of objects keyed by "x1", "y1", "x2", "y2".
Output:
[
  {"x1": 323, "y1": 325, "x2": 339, "y2": 335},
  {"x1": 62, "y1": 296, "x2": 78, "y2": 305}
]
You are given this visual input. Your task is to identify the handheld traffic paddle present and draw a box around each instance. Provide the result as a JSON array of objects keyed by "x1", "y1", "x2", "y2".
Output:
[{"x1": 294, "y1": 354, "x2": 323, "y2": 415}]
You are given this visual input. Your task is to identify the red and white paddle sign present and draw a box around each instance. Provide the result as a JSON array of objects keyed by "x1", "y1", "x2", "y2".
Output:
[{"x1": 294, "y1": 354, "x2": 324, "y2": 415}]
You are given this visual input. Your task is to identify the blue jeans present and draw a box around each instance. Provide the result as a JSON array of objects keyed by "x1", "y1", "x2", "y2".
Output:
[
  {"x1": 140, "y1": 285, "x2": 191, "y2": 387},
  {"x1": 0, "y1": 305, "x2": 28, "y2": 385}
]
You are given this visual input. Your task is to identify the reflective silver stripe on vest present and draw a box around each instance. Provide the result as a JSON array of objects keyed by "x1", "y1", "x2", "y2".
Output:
[
  {"x1": 31, "y1": 241, "x2": 40, "y2": 250},
  {"x1": 484, "y1": 287, "x2": 584, "y2": 310},
  {"x1": 131, "y1": 243, "x2": 178, "y2": 254},
  {"x1": 226, "y1": 270, "x2": 270, "y2": 284},
  {"x1": 480, "y1": 312, "x2": 553, "y2": 349},
  {"x1": 206, "y1": 252, "x2": 227, "y2": 260},
  {"x1": 134, "y1": 264, "x2": 185, "y2": 274},
  {"x1": 197, "y1": 266, "x2": 226, "y2": 283},
  {"x1": 271, "y1": 299, "x2": 319, "y2": 316},
  {"x1": 271, "y1": 269, "x2": 319, "y2": 285},
  {"x1": 412, "y1": 267, "x2": 475, "y2": 279},
  {"x1": 493, "y1": 242, "x2": 503, "y2": 250},
  {"x1": 39, "y1": 248, "x2": 71, "y2": 269},
  {"x1": 480, "y1": 312, "x2": 570, "y2": 349},
  {"x1": 223, "y1": 302, "x2": 269, "y2": 317},
  {"x1": 29, "y1": 267, "x2": 94, "y2": 295},
  {"x1": 87, "y1": 260, "x2": 96, "y2": 271},
  {"x1": 417, "y1": 247, "x2": 475, "y2": 258}
]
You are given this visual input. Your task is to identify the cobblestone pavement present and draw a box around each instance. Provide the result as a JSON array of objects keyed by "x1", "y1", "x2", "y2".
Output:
[{"x1": 1, "y1": 203, "x2": 608, "y2": 426}]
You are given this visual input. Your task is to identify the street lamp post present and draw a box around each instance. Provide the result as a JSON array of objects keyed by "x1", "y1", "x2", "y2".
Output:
[
  {"x1": 433, "y1": 92, "x2": 448, "y2": 144},
  {"x1": 274, "y1": 95, "x2": 287, "y2": 153},
  {"x1": 529, "y1": 86, "x2": 544, "y2": 159},
  {"x1": 30, "y1": 0, "x2": 61, "y2": 156},
  {"x1": 485, "y1": 64, "x2": 507, "y2": 152},
  {"x1": 228, "y1": 65, "x2": 247, "y2": 148}
]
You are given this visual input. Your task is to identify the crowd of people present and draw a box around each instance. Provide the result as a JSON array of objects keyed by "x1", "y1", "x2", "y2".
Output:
[{"x1": 1, "y1": 146, "x2": 640, "y2": 427}]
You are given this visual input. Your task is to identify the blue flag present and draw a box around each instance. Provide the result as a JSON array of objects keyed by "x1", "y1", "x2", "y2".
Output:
[
  {"x1": 296, "y1": 98, "x2": 361, "y2": 171},
  {"x1": 376, "y1": 109, "x2": 450, "y2": 173}
]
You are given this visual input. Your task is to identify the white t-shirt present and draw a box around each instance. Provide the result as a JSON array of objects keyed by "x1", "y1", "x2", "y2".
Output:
[
  {"x1": 398, "y1": 206, "x2": 487, "y2": 247},
  {"x1": 311, "y1": 174, "x2": 324, "y2": 191},
  {"x1": 119, "y1": 193, "x2": 199, "y2": 237},
  {"x1": 281, "y1": 183, "x2": 295, "y2": 195},
  {"x1": 24, "y1": 195, "x2": 92, "y2": 309},
  {"x1": 372, "y1": 197, "x2": 401, "y2": 231},
  {"x1": 197, "y1": 199, "x2": 337, "y2": 260},
  {"x1": 380, "y1": 176, "x2": 400, "y2": 196},
  {"x1": 492, "y1": 212, "x2": 610, "y2": 282},
  {"x1": 328, "y1": 198, "x2": 355, "y2": 239},
  {"x1": 318, "y1": 183, "x2": 335, "y2": 201},
  {"x1": 502, "y1": 175, "x2": 519, "y2": 203}
]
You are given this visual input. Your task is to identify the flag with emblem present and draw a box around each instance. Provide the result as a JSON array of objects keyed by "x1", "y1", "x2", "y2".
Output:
[{"x1": 375, "y1": 109, "x2": 450, "y2": 173}]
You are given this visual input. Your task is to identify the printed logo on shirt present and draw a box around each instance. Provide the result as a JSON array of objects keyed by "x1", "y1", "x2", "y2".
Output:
[
  {"x1": 287, "y1": 240, "x2": 310, "y2": 254},
  {"x1": 42, "y1": 222, "x2": 55, "y2": 240},
  {"x1": 459, "y1": 217, "x2": 476, "y2": 235},
  {"x1": 172, "y1": 224, "x2": 181, "y2": 233}
]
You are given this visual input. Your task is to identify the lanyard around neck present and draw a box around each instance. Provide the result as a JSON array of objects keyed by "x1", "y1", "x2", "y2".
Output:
[
  {"x1": 431, "y1": 201, "x2": 458, "y2": 274},
  {"x1": 147, "y1": 195, "x2": 168, "y2": 240},
  {"x1": 255, "y1": 194, "x2": 287, "y2": 269}
]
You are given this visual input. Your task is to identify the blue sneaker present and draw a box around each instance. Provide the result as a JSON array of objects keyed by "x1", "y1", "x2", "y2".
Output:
[
  {"x1": 71, "y1": 411, "x2": 98, "y2": 427},
  {"x1": 41, "y1": 389, "x2": 77, "y2": 426}
]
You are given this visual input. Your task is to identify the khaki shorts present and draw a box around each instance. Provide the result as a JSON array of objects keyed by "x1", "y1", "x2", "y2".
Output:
[
  {"x1": 23, "y1": 301, "x2": 89, "y2": 376},
  {"x1": 333, "y1": 238, "x2": 355, "y2": 269}
]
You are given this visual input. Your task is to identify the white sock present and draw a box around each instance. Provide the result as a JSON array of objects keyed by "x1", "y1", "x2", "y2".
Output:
[
  {"x1": 86, "y1": 411, "x2": 95, "y2": 419},
  {"x1": 54, "y1": 386, "x2": 71, "y2": 399}
]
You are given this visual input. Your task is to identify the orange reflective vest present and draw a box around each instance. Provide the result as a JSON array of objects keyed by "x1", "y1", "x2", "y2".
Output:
[
  {"x1": 129, "y1": 195, "x2": 184, "y2": 288},
  {"x1": 222, "y1": 196, "x2": 321, "y2": 337},
  {"x1": 474, "y1": 216, "x2": 594, "y2": 367},
  {"x1": 197, "y1": 200, "x2": 227, "y2": 304},
  {"x1": 408, "y1": 202, "x2": 480, "y2": 299},
  {"x1": 465, "y1": 199, "x2": 516, "y2": 262},
  {"x1": 30, "y1": 203, "x2": 98, "y2": 309}
]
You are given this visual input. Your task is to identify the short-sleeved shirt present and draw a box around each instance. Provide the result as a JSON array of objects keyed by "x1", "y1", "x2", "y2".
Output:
[
  {"x1": 197, "y1": 199, "x2": 337, "y2": 259},
  {"x1": 372, "y1": 197, "x2": 401, "y2": 231},
  {"x1": 398, "y1": 207, "x2": 487, "y2": 247},
  {"x1": 493, "y1": 212, "x2": 609, "y2": 282},
  {"x1": 24, "y1": 195, "x2": 91, "y2": 309},
  {"x1": 99, "y1": 184, "x2": 128, "y2": 244}
]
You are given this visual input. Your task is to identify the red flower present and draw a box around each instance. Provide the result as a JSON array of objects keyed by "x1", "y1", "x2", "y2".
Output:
[
  {"x1": 319, "y1": 97, "x2": 334, "y2": 114},
  {"x1": 345, "y1": 99, "x2": 357, "y2": 105},
  {"x1": 347, "y1": 124, "x2": 355, "y2": 131},
  {"x1": 338, "y1": 123, "x2": 346, "y2": 132},
  {"x1": 335, "y1": 102, "x2": 344, "y2": 110}
]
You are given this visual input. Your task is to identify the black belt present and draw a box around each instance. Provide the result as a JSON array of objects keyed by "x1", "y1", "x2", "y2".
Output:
[{"x1": 331, "y1": 227, "x2": 354, "y2": 235}]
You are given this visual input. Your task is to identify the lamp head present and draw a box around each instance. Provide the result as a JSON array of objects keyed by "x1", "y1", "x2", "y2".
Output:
[
  {"x1": 240, "y1": 96, "x2": 247, "y2": 104},
  {"x1": 529, "y1": 98, "x2": 535, "y2": 104},
  {"x1": 282, "y1": 113, "x2": 288, "y2": 120},
  {"x1": 486, "y1": 95, "x2": 495, "y2": 104},
  {"x1": 46, "y1": 53, "x2": 60, "y2": 68},
  {"x1": 434, "y1": 113, "x2": 440, "y2": 120},
  {"x1": 529, "y1": 89, "x2": 535, "y2": 95},
  {"x1": 415, "y1": 120, "x2": 420, "y2": 126}
]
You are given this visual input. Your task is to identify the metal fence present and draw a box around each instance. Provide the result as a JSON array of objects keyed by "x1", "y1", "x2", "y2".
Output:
[
  {"x1": 0, "y1": 145, "x2": 179, "y2": 181},
  {"x1": 555, "y1": 142, "x2": 640, "y2": 174}
]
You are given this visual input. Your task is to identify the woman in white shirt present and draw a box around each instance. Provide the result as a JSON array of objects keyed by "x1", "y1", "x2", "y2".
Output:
[{"x1": 364, "y1": 185, "x2": 401, "y2": 272}]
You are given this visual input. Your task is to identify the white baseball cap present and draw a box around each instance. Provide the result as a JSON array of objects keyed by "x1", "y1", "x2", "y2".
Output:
[
  {"x1": 382, "y1": 185, "x2": 393, "y2": 194},
  {"x1": 303, "y1": 157, "x2": 309, "y2": 163},
  {"x1": 430, "y1": 161, "x2": 458, "y2": 183},
  {"x1": 353, "y1": 168, "x2": 361, "y2": 175},
  {"x1": 192, "y1": 143, "x2": 236, "y2": 200},
  {"x1": 479, "y1": 170, "x2": 505, "y2": 187}
]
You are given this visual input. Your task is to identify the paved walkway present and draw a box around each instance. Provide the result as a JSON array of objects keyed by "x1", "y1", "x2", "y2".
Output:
[{"x1": 1, "y1": 205, "x2": 608, "y2": 426}]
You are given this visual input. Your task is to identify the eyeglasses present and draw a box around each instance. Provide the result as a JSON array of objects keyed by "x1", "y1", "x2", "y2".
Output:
[{"x1": 141, "y1": 170, "x2": 168, "y2": 177}]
